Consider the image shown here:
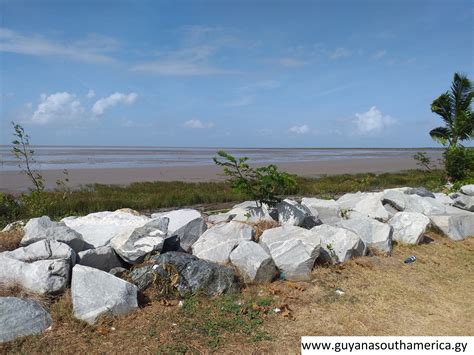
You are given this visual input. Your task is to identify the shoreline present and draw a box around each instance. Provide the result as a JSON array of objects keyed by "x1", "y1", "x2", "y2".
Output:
[{"x1": 0, "y1": 157, "x2": 430, "y2": 193}]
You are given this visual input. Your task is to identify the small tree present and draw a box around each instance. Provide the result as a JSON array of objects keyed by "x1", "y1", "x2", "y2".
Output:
[
  {"x1": 413, "y1": 152, "x2": 432, "y2": 171},
  {"x1": 213, "y1": 150, "x2": 297, "y2": 207}
]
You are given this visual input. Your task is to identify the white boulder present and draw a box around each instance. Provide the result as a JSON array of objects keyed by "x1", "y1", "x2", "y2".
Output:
[
  {"x1": 301, "y1": 197, "x2": 340, "y2": 223},
  {"x1": 389, "y1": 212, "x2": 430, "y2": 244},
  {"x1": 229, "y1": 241, "x2": 277, "y2": 283},
  {"x1": 460, "y1": 185, "x2": 474, "y2": 196},
  {"x1": 276, "y1": 199, "x2": 319, "y2": 227},
  {"x1": 340, "y1": 216, "x2": 392, "y2": 253},
  {"x1": 151, "y1": 209, "x2": 201, "y2": 233},
  {"x1": 450, "y1": 193, "x2": 474, "y2": 212},
  {"x1": 430, "y1": 214, "x2": 474, "y2": 241}
]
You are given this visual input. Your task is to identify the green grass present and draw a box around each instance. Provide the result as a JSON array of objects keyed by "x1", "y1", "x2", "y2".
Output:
[{"x1": 0, "y1": 169, "x2": 447, "y2": 229}]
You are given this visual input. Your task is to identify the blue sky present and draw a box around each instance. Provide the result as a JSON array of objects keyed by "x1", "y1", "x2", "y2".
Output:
[{"x1": 0, "y1": 0, "x2": 472, "y2": 147}]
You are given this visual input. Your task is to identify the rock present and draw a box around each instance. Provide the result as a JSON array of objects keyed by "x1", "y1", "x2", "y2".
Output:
[
  {"x1": 71, "y1": 264, "x2": 138, "y2": 324},
  {"x1": 151, "y1": 209, "x2": 201, "y2": 233},
  {"x1": 430, "y1": 214, "x2": 474, "y2": 241},
  {"x1": 192, "y1": 221, "x2": 254, "y2": 264},
  {"x1": 230, "y1": 206, "x2": 274, "y2": 223},
  {"x1": 1, "y1": 220, "x2": 25, "y2": 233},
  {"x1": 0, "y1": 240, "x2": 74, "y2": 294},
  {"x1": 0, "y1": 297, "x2": 52, "y2": 343},
  {"x1": 301, "y1": 198, "x2": 340, "y2": 223},
  {"x1": 450, "y1": 193, "x2": 474, "y2": 212},
  {"x1": 382, "y1": 190, "x2": 408, "y2": 211},
  {"x1": 383, "y1": 203, "x2": 400, "y2": 216},
  {"x1": 340, "y1": 216, "x2": 392, "y2": 253},
  {"x1": 129, "y1": 252, "x2": 239, "y2": 297},
  {"x1": 110, "y1": 218, "x2": 169, "y2": 264},
  {"x1": 109, "y1": 267, "x2": 128, "y2": 278},
  {"x1": 383, "y1": 191, "x2": 447, "y2": 215},
  {"x1": 229, "y1": 241, "x2": 277, "y2": 283},
  {"x1": 460, "y1": 185, "x2": 474, "y2": 196},
  {"x1": 406, "y1": 187, "x2": 435, "y2": 198},
  {"x1": 389, "y1": 212, "x2": 430, "y2": 244},
  {"x1": 276, "y1": 199, "x2": 319, "y2": 227},
  {"x1": 62, "y1": 211, "x2": 151, "y2": 249},
  {"x1": 78, "y1": 246, "x2": 124, "y2": 271},
  {"x1": 337, "y1": 192, "x2": 389, "y2": 221},
  {"x1": 312, "y1": 225, "x2": 366, "y2": 264},
  {"x1": 259, "y1": 226, "x2": 320, "y2": 281},
  {"x1": 172, "y1": 217, "x2": 207, "y2": 253},
  {"x1": 433, "y1": 193, "x2": 454, "y2": 205},
  {"x1": 207, "y1": 213, "x2": 235, "y2": 224},
  {"x1": 21, "y1": 216, "x2": 84, "y2": 253}
]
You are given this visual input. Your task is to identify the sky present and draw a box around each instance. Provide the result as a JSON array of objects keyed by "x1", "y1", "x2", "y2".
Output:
[{"x1": 0, "y1": 0, "x2": 473, "y2": 148}]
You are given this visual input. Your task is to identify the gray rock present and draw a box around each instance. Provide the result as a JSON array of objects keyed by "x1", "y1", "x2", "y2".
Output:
[
  {"x1": 301, "y1": 198, "x2": 340, "y2": 222},
  {"x1": 406, "y1": 187, "x2": 435, "y2": 198},
  {"x1": 340, "y1": 217, "x2": 392, "y2": 253},
  {"x1": 460, "y1": 184, "x2": 474, "y2": 196},
  {"x1": 230, "y1": 241, "x2": 277, "y2": 283},
  {"x1": 433, "y1": 192, "x2": 454, "y2": 205},
  {"x1": 207, "y1": 213, "x2": 235, "y2": 224},
  {"x1": 78, "y1": 246, "x2": 124, "y2": 271},
  {"x1": 276, "y1": 199, "x2": 317, "y2": 227},
  {"x1": 21, "y1": 216, "x2": 84, "y2": 252},
  {"x1": 383, "y1": 190, "x2": 447, "y2": 215},
  {"x1": 0, "y1": 240, "x2": 75, "y2": 294},
  {"x1": 430, "y1": 214, "x2": 474, "y2": 241},
  {"x1": 389, "y1": 212, "x2": 430, "y2": 244},
  {"x1": 109, "y1": 267, "x2": 128, "y2": 278},
  {"x1": 110, "y1": 218, "x2": 169, "y2": 264},
  {"x1": 450, "y1": 193, "x2": 474, "y2": 212},
  {"x1": 129, "y1": 252, "x2": 240, "y2": 297},
  {"x1": 71, "y1": 264, "x2": 138, "y2": 324},
  {"x1": 338, "y1": 192, "x2": 389, "y2": 221},
  {"x1": 312, "y1": 225, "x2": 366, "y2": 264},
  {"x1": 0, "y1": 297, "x2": 52, "y2": 343},
  {"x1": 230, "y1": 206, "x2": 274, "y2": 223},
  {"x1": 1, "y1": 220, "x2": 25, "y2": 233},
  {"x1": 172, "y1": 217, "x2": 207, "y2": 253},
  {"x1": 151, "y1": 209, "x2": 201, "y2": 233},
  {"x1": 192, "y1": 221, "x2": 254, "y2": 264},
  {"x1": 259, "y1": 226, "x2": 320, "y2": 281}
]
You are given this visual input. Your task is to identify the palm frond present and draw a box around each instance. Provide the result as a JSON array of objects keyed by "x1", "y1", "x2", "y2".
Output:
[
  {"x1": 431, "y1": 92, "x2": 453, "y2": 125},
  {"x1": 429, "y1": 126, "x2": 451, "y2": 146}
]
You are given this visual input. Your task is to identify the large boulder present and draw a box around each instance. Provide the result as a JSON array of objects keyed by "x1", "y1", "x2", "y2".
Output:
[
  {"x1": 62, "y1": 211, "x2": 151, "y2": 249},
  {"x1": 406, "y1": 187, "x2": 435, "y2": 198},
  {"x1": 0, "y1": 240, "x2": 75, "y2": 294},
  {"x1": 171, "y1": 217, "x2": 207, "y2": 253},
  {"x1": 0, "y1": 297, "x2": 52, "y2": 343},
  {"x1": 276, "y1": 199, "x2": 320, "y2": 228},
  {"x1": 229, "y1": 241, "x2": 277, "y2": 283},
  {"x1": 301, "y1": 198, "x2": 340, "y2": 224},
  {"x1": 151, "y1": 209, "x2": 201, "y2": 233},
  {"x1": 338, "y1": 192, "x2": 389, "y2": 221},
  {"x1": 389, "y1": 212, "x2": 430, "y2": 244},
  {"x1": 192, "y1": 221, "x2": 254, "y2": 264},
  {"x1": 21, "y1": 216, "x2": 84, "y2": 253},
  {"x1": 383, "y1": 190, "x2": 447, "y2": 215},
  {"x1": 77, "y1": 246, "x2": 124, "y2": 271},
  {"x1": 312, "y1": 225, "x2": 366, "y2": 264},
  {"x1": 433, "y1": 193, "x2": 454, "y2": 206},
  {"x1": 110, "y1": 218, "x2": 169, "y2": 264},
  {"x1": 430, "y1": 214, "x2": 474, "y2": 241},
  {"x1": 71, "y1": 265, "x2": 138, "y2": 324},
  {"x1": 460, "y1": 185, "x2": 474, "y2": 196},
  {"x1": 259, "y1": 226, "x2": 320, "y2": 281},
  {"x1": 129, "y1": 252, "x2": 240, "y2": 297},
  {"x1": 339, "y1": 216, "x2": 392, "y2": 253},
  {"x1": 450, "y1": 193, "x2": 474, "y2": 212}
]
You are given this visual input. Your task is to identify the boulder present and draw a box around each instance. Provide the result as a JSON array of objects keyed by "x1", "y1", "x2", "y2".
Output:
[
  {"x1": 382, "y1": 190, "x2": 408, "y2": 211},
  {"x1": 406, "y1": 187, "x2": 435, "y2": 198},
  {"x1": 450, "y1": 193, "x2": 474, "y2": 212},
  {"x1": 192, "y1": 221, "x2": 254, "y2": 264},
  {"x1": 21, "y1": 216, "x2": 84, "y2": 252},
  {"x1": 207, "y1": 213, "x2": 235, "y2": 224},
  {"x1": 338, "y1": 192, "x2": 389, "y2": 221},
  {"x1": 1, "y1": 220, "x2": 25, "y2": 233},
  {"x1": 172, "y1": 217, "x2": 207, "y2": 253},
  {"x1": 433, "y1": 192, "x2": 454, "y2": 205},
  {"x1": 62, "y1": 211, "x2": 151, "y2": 249},
  {"x1": 110, "y1": 218, "x2": 169, "y2": 264},
  {"x1": 430, "y1": 214, "x2": 474, "y2": 241},
  {"x1": 389, "y1": 212, "x2": 430, "y2": 244},
  {"x1": 71, "y1": 265, "x2": 138, "y2": 324},
  {"x1": 0, "y1": 297, "x2": 52, "y2": 343},
  {"x1": 312, "y1": 225, "x2": 366, "y2": 264},
  {"x1": 0, "y1": 240, "x2": 75, "y2": 294},
  {"x1": 340, "y1": 216, "x2": 392, "y2": 253},
  {"x1": 276, "y1": 199, "x2": 319, "y2": 227},
  {"x1": 229, "y1": 241, "x2": 277, "y2": 283},
  {"x1": 259, "y1": 226, "x2": 320, "y2": 281},
  {"x1": 301, "y1": 198, "x2": 340, "y2": 223},
  {"x1": 383, "y1": 191, "x2": 447, "y2": 215},
  {"x1": 129, "y1": 252, "x2": 239, "y2": 297},
  {"x1": 78, "y1": 246, "x2": 124, "y2": 271},
  {"x1": 460, "y1": 185, "x2": 474, "y2": 196},
  {"x1": 230, "y1": 206, "x2": 274, "y2": 223},
  {"x1": 151, "y1": 209, "x2": 201, "y2": 233}
]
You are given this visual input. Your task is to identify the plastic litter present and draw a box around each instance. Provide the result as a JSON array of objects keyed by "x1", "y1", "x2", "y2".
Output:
[{"x1": 404, "y1": 255, "x2": 416, "y2": 264}]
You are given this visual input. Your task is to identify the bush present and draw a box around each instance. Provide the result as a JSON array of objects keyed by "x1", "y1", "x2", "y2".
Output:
[
  {"x1": 444, "y1": 146, "x2": 473, "y2": 181},
  {"x1": 0, "y1": 193, "x2": 22, "y2": 228}
]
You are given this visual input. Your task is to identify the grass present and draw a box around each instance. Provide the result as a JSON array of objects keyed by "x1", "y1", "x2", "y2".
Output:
[
  {"x1": 0, "y1": 169, "x2": 446, "y2": 229},
  {"x1": 1, "y1": 231, "x2": 472, "y2": 353},
  {"x1": 0, "y1": 230, "x2": 23, "y2": 253}
]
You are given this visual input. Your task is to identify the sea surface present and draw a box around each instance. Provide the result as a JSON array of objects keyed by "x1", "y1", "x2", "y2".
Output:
[{"x1": 0, "y1": 146, "x2": 443, "y2": 171}]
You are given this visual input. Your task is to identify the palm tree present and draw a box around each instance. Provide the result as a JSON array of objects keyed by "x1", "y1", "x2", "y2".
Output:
[{"x1": 430, "y1": 72, "x2": 473, "y2": 147}]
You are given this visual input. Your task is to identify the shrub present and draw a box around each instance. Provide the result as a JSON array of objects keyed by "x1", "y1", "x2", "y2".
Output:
[{"x1": 444, "y1": 146, "x2": 473, "y2": 181}]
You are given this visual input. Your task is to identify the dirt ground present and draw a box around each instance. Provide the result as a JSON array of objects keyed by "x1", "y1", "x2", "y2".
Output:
[{"x1": 1, "y1": 231, "x2": 473, "y2": 354}]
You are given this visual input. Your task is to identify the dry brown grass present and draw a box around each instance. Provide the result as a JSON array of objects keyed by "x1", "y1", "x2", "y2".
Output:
[
  {"x1": 0, "y1": 230, "x2": 23, "y2": 253},
  {"x1": 1, "y1": 232, "x2": 473, "y2": 354}
]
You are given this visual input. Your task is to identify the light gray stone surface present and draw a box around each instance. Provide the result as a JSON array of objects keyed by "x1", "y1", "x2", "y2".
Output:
[
  {"x1": 151, "y1": 209, "x2": 201, "y2": 233},
  {"x1": 78, "y1": 246, "x2": 124, "y2": 271},
  {"x1": 172, "y1": 217, "x2": 207, "y2": 253},
  {"x1": 430, "y1": 214, "x2": 474, "y2": 241},
  {"x1": 71, "y1": 264, "x2": 138, "y2": 324},
  {"x1": 229, "y1": 241, "x2": 277, "y2": 283},
  {"x1": 450, "y1": 193, "x2": 474, "y2": 212},
  {"x1": 460, "y1": 184, "x2": 474, "y2": 196},
  {"x1": 301, "y1": 198, "x2": 340, "y2": 223},
  {"x1": 276, "y1": 199, "x2": 316, "y2": 227},
  {"x1": 389, "y1": 212, "x2": 430, "y2": 244},
  {"x1": 340, "y1": 216, "x2": 392, "y2": 253},
  {"x1": 338, "y1": 192, "x2": 389, "y2": 221},
  {"x1": 0, "y1": 297, "x2": 52, "y2": 343}
]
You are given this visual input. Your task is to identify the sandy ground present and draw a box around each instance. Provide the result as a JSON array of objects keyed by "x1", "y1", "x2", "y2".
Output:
[{"x1": 0, "y1": 157, "x2": 426, "y2": 193}]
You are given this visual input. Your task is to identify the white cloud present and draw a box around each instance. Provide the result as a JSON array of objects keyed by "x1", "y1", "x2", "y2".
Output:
[
  {"x1": 92, "y1": 92, "x2": 138, "y2": 116},
  {"x1": 329, "y1": 47, "x2": 352, "y2": 59},
  {"x1": 289, "y1": 124, "x2": 310, "y2": 134},
  {"x1": 372, "y1": 50, "x2": 387, "y2": 60},
  {"x1": 31, "y1": 92, "x2": 84, "y2": 125},
  {"x1": 0, "y1": 28, "x2": 117, "y2": 63},
  {"x1": 183, "y1": 119, "x2": 215, "y2": 129},
  {"x1": 132, "y1": 61, "x2": 235, "y2": 76},
  {"x1": 86, "y1": 90, "x2": 96, "y2": 99},
  {"x1": 353, "y1": 106, "x2": 396, "y2": 134}
]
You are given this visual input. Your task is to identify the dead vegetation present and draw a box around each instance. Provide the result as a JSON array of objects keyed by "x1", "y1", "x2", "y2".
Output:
[
  {"x1": 0, "y1": 232, "x2": 473, "y2": 354},
  {"x1": 0, "y1": 230, "x2": 23, "y2": 253}
]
